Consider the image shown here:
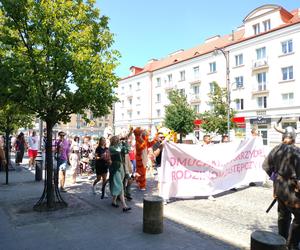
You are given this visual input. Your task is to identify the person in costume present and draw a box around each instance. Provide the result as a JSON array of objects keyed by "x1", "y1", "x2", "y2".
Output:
[
  {"x1": 263, "y1": 118, "x2": 300, "y2": 250},
  {"x1": 133, "y1": 127, "x2": 157, "y2": 190}
]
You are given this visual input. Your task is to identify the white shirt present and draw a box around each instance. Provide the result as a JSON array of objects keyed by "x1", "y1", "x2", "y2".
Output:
[{"x1": 28, "y1": 135, "x2": 39, "y2": 150}]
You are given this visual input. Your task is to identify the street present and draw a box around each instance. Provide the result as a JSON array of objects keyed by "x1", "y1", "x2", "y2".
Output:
[{"x1": 0, "y1": 160, "x2": 277, "y2": 250}]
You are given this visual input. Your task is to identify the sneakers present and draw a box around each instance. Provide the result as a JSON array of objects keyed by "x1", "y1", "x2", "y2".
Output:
[
  {"x1": 208, "y1": 195, "x2": 216, "y2": 201},
  {"x1": 60, "y1": 187, "x2": 66, "y2": 192},
  {"x1": 123, "y1": 207, "x2": 131, "y2": 212}
]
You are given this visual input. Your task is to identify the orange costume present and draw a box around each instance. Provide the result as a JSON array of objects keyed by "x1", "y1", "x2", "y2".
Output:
[{"x1": 133, "y1": 128, "x2": 157, "y2": 190}]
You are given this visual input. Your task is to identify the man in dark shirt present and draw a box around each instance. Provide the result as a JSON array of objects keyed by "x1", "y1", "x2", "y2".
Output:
[{"x1": 153, "y1": 132, "x2": 165, "y2": 169}]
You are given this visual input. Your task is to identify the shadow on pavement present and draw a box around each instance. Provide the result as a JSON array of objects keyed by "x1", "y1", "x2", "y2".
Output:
[{"x1": 0, "y1": 166, "x2": 246, "y2": 250}]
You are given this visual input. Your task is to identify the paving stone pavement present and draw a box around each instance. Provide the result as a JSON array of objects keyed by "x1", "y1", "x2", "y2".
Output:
[{"x1": 0, "y1": 159, "x2": 279, "y2": 250}]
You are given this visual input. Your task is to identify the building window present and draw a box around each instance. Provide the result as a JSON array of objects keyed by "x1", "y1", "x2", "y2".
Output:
[
  {"x1": 193, "y1": 104, "x2": 200, "y2": 113},
  {"x1": 180, "y1": 70, "x2": 185, "y2": 81},
  {"x1": 192, "y1": 85, "x2": 200, "y2": 95},
  {"x1": 121, "y1": 86, "x2": 125, "y2": 93},
  {"x1": 234, "y1": 76, "x2": 244, "y2": 88},
  {"x1": 235, "y1": 54, "x2": 243, "y2": 66},
  {"x1": 137, "y1": 82, "x2": 140, "y2": 90},
  {"x1": 282, "y1": 93, "x2": 294, "y2": 105},
  {"x1": 235, "y1": 99, "x2": 244, "y2": 110},
  {"x1": 209, "y1": 82, "x2": 215, "y2": 93},
  {"x1": 167, "y1": 74, "x2": 172, "y2": 83},
  {"x1": 99, "y1": 122, "x2": 102, "y2": 127},
  {"x1": 128, "y1": 98, "x2": 132, "y2": 105},
  {"x1": 156, "y1": 109, "x2": 161, "y2": 117},
  {"x1": 129, "y1": 84, "x2": 132, "y2": 90},
  {"x1": 281, "y1": 40, "x2": 293, "y2": 54},
  {"x1": 257, "y1": 96, "x2": 267, "y2": 108},
  {"x1": 137, "y1": 111, "x2": 140, "y2": 116},
  {"x1": 281, "y1": 66, "x2": 293, "y2": 81},
  {"x1": 263, "y1": 19, "x2": 271, "y2": 32},
  {"x1": 209, "y1": 62, "x2": 216, "y2": 73},
  {"x1": 256, "y1": 47, "x2": 266, "y2": 59},
  {"x1": 105, "y1": 123, "x2": 108, "y2": 127},
  {"x1": 257, "y1": 72, "x2": 267, "y2": 91},
  {"x1": 136, "y1": 96, "x2": 141, "y2": 105},
  {"x1": 121, "y1": 100, "x2": 124, "y2": 107},
  {"x1": 156, "y1": 93, "x2": 161, "y2": 103},
  {"x1": 193, "y1": 66, "x2": 199, "y2": 79},
  {"x1": 156, "y1": 77, "x2": 161, "y2": 87},
  {"x1": 121, "y1": 113, "x2": 124, "y2": 120},
  {"x1": 253, "y1": 23, "x2": 260, "y2": 35},
  {"x1": 128, "y1": 111, "x2": 132, "y2": 119}
]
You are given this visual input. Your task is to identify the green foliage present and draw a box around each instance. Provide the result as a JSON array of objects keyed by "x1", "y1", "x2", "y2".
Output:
[
  {"x1": 198, "y1": 82, "x2": 235, "y2": 135},
  {"x1": 0, "y1": 0, "x2": 119, "y2": 126},
  {"x1": 0, "y1": 103, "x2": 34, "y2": 134},
  {"x1": 164, "y1": 90, "x2": 196, "y2": 141},
  {"x1": 0, "y1": 0, "x2": 120, "y2": 205}
]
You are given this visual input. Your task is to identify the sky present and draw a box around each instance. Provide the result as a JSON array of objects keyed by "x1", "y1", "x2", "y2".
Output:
[{"x1": 97, "y1": 0, "x2": 299, "y2": 78}]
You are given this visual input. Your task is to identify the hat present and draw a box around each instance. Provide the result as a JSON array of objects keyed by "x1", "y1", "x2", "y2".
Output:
[{"x1": 58, "y1": 131, "x2": 66, "y2": 136}]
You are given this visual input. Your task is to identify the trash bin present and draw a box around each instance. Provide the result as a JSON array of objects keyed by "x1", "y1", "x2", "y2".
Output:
[
  {"x1": 143, "y1": 195, "x2": 164, "y2": 234},
  {"x1": 35, "y1": 151, "x2": 43, "y2": 181}
]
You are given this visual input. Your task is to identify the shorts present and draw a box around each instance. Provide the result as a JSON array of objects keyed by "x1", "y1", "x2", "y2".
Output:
[
  {"x1": 57, "y1": 160, "x2": 67, "y2": 171},
  {"x1": 28, "y1": 149, "x2": 38, "y2": 158},
  {"x1": 95, "y1": 164, "x2": 108, "y2": 176}
]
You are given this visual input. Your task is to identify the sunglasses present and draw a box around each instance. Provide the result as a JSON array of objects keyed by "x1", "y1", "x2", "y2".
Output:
[{"x1": 159, "y1": 136, "x2": 165, "y2": 139}]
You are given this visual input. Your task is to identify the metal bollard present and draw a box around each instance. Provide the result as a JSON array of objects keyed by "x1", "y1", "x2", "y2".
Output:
[
  {"x1": 35, "y1": 151, "x2": 43, "y2": 181},
  {"x1": 143, "y1": 195, "x2": 164, "y2": 234},
  {"x1": 251, "y1": 230, "x2": 286, "y2": 250}
]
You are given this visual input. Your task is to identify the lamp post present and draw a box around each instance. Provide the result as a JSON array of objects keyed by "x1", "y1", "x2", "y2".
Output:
[{"x1": 214, "y1": 47, "x2": 231, "y2": 141}]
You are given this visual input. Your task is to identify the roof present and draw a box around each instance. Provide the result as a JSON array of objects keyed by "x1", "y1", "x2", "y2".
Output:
[{"x1": 121, "y1": 5, "x2": 300, "y2": 81}]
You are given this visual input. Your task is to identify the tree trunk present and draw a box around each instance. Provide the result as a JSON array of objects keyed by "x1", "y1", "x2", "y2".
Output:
[
  {"x1": 46, "y1": 121, "x2": 54, "y2": 207},
  {"x1": 33, "y1": 120, "x2": 67, "y2": 211},
  {"x1": 179, "y1": 133, "x2": 183, "y2": 143}
]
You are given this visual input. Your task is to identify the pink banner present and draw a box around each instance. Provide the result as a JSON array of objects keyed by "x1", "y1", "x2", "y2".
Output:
[{"x1": 159, "y1": 138, "x2": 266, "y2": 199}]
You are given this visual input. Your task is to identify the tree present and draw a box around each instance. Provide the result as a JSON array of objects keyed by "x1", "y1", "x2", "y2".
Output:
[
  {"x1": 198, "y1": 82, "x2": 235, "y2": 135},
  {"x1": 0, "y1": 0, "x2": 119, "y2": 210},
  {"x1": 164, "y1": 90, "x2": 196, "y2": 143},
  {"x1": 0, "y1": 103, "x2": 34, "y2": 184}
]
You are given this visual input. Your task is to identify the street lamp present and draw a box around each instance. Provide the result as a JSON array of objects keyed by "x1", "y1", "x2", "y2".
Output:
[{"x1": 214, "y1": 47, "x2": 231, "y2": 140}]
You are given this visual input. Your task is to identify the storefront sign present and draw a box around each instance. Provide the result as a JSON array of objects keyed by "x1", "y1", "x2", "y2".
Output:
[{"x1": 250, "y1": 117, "x2": 271, "y2": 125}]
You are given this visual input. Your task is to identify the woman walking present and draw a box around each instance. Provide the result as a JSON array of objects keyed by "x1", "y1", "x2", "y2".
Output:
[
  {"x1": 92, "y1": 137, "x2": 111, "y2": 195},
  {"x1": 109, "y1": 136, "x2": 131, "y2": 212},
  {"x1": 14, "y1": 132, "x2": 27, "y2": 166}
]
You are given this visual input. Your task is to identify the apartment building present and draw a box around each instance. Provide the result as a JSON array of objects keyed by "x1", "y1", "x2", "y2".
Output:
[
  {"x1": 55, "y1": 111, "x2": 113, "y2": 138},
  {"x1": 115, "y1": 4, "x2": 300, "y2": 145}
]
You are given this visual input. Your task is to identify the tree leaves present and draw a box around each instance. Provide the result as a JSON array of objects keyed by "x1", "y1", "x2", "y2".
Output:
[
  {"x1": 198, "y1": 82, "x2": 236, "y2": 135},
  {"x1": 164, "y1": 90, "x2": 196, "y2": 141}
]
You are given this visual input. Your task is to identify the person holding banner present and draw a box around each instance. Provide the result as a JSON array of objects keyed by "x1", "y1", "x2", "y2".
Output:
[
  {"x1": 202, "y1": 134, "x2": 212, "y2": 146},
  {"x1": 262, "y1": 123, "x2": 300, "y2": 250},
  {"x1": 153, "y1": 132, "x2": 165, "y2": 169}
]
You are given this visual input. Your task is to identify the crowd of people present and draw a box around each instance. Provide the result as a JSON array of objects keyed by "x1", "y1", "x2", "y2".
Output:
[
  {"x1": 52, "y1": 127, "x2": 170, "y2": 212},
  {"x1": 0, "y1": 123, "x2": 299, "y2": 247}
]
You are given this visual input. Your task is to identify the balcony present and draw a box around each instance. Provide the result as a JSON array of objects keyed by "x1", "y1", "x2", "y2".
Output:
[
  {"x1": 252, "y1": 58, "x2": 269, "y2": 71},
  {"x1": 252, "y1": 83, "x2": 269, "y2": 95},
  {"x1": 190, "y1": 79, "x2": 201, "y2": 85},
  {"x1": 190, "y1": 94, "x2": 201, "y2": 103},
  {"x1": 165, "y1": 83, "x2": 177, "y2": 91}
]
